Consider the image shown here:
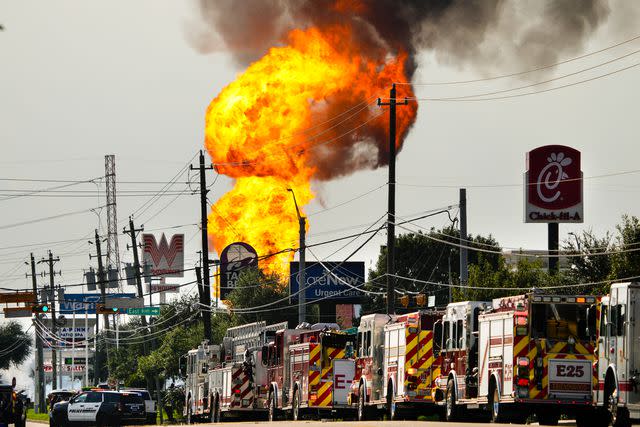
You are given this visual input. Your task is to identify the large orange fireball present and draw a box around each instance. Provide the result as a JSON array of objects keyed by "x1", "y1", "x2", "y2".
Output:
[{"x1": 204, "y1": 24, "x2": 416, "y2": 278}]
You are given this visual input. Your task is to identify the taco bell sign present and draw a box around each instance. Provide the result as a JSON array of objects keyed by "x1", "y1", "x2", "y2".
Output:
[
  {"x1": 525, "y1": 145, "x2": 583, "y2": 223},
  {"x1": 219, "y1": 242, "x2": 258, "y2": 300}
]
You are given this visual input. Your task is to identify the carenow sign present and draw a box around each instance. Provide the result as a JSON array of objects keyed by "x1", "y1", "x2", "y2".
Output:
[{"x1": 524, "y1": 145, "x2": 583, "y2": 223}]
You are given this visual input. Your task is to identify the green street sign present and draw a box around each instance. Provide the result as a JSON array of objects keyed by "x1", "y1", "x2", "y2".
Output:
[{"x1": 127, "y1": 307, "x2": 160, "y2": 316}]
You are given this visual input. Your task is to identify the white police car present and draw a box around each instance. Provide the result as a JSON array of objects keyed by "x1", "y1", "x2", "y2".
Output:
[{"x1": 49, "y1": 390, "x2": 145, "y2": 426}]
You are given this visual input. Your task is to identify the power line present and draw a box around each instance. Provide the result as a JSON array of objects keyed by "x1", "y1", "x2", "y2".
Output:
[{"x1": 0, "y1": 206, "x2": 105, "y2": 231}]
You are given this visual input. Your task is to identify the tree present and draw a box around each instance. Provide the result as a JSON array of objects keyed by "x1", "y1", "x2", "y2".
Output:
[
  {"x1": 563, "y1": 229, "x2": 613, "y2": 295},
  {"x1": 0, "y1": 322, "x2": 32, "y2": 370},
  {"x1": 609, "y1": 215, "x2": 640, "y2": 283},
  {"x1": 364, "y1": 226, "x2": 502, "y2": 313}
]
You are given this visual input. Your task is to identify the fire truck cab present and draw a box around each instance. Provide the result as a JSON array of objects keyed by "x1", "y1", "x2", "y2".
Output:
[
  {"x1": 184, "y1": 341, "x2": 219, "y2": 423},
  {"x1": 596, "y1": 282, "x2": 640, "y2": 427},
  {"x1": 350, "y1": 313, "x2": 396, "y2": 420},
  {"x1": 435, "y1": 301, "x2": 487, "y2": 421}
]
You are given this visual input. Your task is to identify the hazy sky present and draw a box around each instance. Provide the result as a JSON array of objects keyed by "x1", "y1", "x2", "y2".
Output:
[{"x1": 1, "y1": 1, "x2": 639, "y2": 386}]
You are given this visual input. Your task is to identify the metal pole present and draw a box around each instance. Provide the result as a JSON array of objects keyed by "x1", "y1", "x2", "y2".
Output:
[
  {"x1": 459, "y1": 189, "x2": 468, "y2": 293},
  {"x1": 548, "y1": 223, "x2": 559, "y2": 274},
  {"x1": 299, "y1": 216, "x2": 306, "y2": 325},
  {"x1": 125, "y1": 217, "x2": 149, "y2": 354},
  {"x1": 84, "y1": 309, "x2": 89, "y2": 387}
]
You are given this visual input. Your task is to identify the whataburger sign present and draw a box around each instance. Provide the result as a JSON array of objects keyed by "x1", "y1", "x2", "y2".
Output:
[{"x1": 524, "y1": 145, "x2": 583, "y2": 223}]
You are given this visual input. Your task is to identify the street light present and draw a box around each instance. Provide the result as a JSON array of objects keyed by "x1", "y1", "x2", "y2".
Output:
[{"x1": 287, "y1": 188, "x2": 306, "y2": 326}]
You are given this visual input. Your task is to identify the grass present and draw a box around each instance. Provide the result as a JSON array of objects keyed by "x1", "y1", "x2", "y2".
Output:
[{"x1": 27, "y1": 408, "x2": 49, "y2": 421}]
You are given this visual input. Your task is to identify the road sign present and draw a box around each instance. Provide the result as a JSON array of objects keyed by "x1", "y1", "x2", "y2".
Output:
[
  {"x1": 105, "y1": 296, "x2": 143, "y2": 309},
  {"x1": 127, "y1": 307, "x2": 160, "y2": 316},
  {"x1": 60, "y1": 293, "x2": 135, "y2": 314},
  {"x1": 0, "y1": 292, "x2": 35, "y2": 304},
  {"x1": 3, "y1": 307, "x2": 32, "y2": 318}
]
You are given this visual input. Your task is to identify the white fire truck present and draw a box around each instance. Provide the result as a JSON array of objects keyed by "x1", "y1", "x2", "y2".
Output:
[
  {"x1": 184, "y1": 321, "x2": 286, "y2": 422},
  {"x1": 435, "y1": 294, "x2": 600, "y2": 426},
  {"x1": 595, "y1": 282, "x2": 640, "y2": 427},
  {"x1": 349, "y1": 310, "x2": 445, "y2": 420}
]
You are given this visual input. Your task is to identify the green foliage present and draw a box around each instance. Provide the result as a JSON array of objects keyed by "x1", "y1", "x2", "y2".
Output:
[
  {"x1": 0, "y1": 321, "x2": 32, "y2": 370},
  {"x1": 364, "y1": 226, "x2": 502, "y2": 312},
  {"x1": 225, "y1": 268, "x2": 298, "y2": 327},
  {"x1": 610, "y1": 215, "x2": 640, "y2": 282}
]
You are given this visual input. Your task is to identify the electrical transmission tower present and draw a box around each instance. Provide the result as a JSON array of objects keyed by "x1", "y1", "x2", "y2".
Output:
[{"x1": 105, "y1": 154, "x2": 121, "y2": 291}]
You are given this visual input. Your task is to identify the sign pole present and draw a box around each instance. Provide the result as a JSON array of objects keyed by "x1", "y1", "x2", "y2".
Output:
[
  {"x1": 71, "y1": 312, "x2": 76, "y2": 387},
  {"x1": 85, "y1": 309, "x2": 89, "y2": 387},
  {"x1": 548, "y1": 223, "x2": 559, "y2": 274}
]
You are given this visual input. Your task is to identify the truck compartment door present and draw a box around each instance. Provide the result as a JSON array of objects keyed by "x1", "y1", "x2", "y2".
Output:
[{"x1": 332, "y1": 359, "x2": 356, "y2": 406}]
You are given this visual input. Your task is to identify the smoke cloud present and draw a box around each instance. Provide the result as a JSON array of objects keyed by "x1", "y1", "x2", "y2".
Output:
[{"x1": 190, "y1": 0, "x2": 615, "y2": 77}]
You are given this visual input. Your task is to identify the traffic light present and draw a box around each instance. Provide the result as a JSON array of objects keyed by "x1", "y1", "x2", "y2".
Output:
[
  {"x1": 31, "y1": 304, "x2": 50, "y2": 314},
  {"x1": 415, "y1": 294, "x2": 426, "y2": 307},
  {"x1": 96, "y1": 305, "x2": 118, "y2": 315},
  {"x1": 399, "y1": 295, "x2": 409, "y2": 308}
]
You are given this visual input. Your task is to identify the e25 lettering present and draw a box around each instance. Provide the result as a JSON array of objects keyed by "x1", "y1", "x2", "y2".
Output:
[{"x1": 556, "y1": 365, "x2": 584, "y2": 378}]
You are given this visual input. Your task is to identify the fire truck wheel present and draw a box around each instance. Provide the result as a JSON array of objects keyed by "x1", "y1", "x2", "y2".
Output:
[
  {"x1": 267, "y1": 392, "x2": 275, "y2": 422},
  {"x1": 213, "y1": 395, "x2": 221, "y2": 423},
  {"x1": 292, "y1": 388, "x2": 300, "y2": 421},
  {"x1": 357, "y1": 384, "x2": 366, "y2": 421},
  {"x1": 386, "y1": 382, "x2": 396, "y2": 420},
  {"x1": 490, "y1": 385, "x2": 503, "y2": 423},
  {"x1": 445, "y1": 379, "x2": 458, "y2": 422},
  {"x1": 607, "y1": 386, "x2": 632, "y2": 427}
]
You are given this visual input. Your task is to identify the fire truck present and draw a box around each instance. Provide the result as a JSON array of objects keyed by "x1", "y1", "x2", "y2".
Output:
[
  {"x1": 184, "y1": 341, "x2": 220, "y2": 423},
  {"x1": 435, "y1": 294, "x2": 599, "y2": 426},
  {"x1": 595, "y1": 282, "x2": 639, "y2": 427},
  {"x1": 184, "y1": 321, "x2": 286, "y2": 422},
  {"x1": 349, "y1": 310, "x2": 444, "y2": 420},
  {"x1": 259, "y1": 324, "x2": 356, "y2": 420}
]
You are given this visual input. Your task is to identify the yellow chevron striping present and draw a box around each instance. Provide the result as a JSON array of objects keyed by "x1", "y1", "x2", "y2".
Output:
[
  {"x1": 550, "y1": 341, "x2": 566, "y2": 353},
  {"x1": 514, "y1": 336, "x2": 530, "y2": 357},
  {"x1": 574, "y1": 342, "x2": 590, "y2": 355}
]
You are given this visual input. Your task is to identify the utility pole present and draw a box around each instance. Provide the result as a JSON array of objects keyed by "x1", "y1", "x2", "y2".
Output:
[
  {"x1": 288, "y1": 189, "x2": 306, "y2": 325},
  {"x1": 378, "y1": 84, "x2": 408, "y2": 315},
  {"x1": 39, "y1": 251, "x2": 60, "y2": 390},
  {"x1": 459, "y1": 189, "x2": 468, "y2": 293},
  {"x1": 123, "y1": 217, "x2": 148, "y2": 353},
  {"x1": 27, "y1": 253, "x2": 45, "y2": 413},
  {"x1": 191, "y1": 151, "x2": 213, "y2": 342},
  {"x1": 90, "y1": 229, "x2": 109, "y2": 384}
]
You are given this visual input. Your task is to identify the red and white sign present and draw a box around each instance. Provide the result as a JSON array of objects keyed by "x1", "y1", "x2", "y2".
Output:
[
  {"x1": 548, "y1": 359, "x2": 591, "y2": 396},
  {"x1": 524, "y1": 145, "x2": 583, "y2": 223},
  {"x1": 332, "y1": 359, "x2": 355, "y2": 405},
  {"x1": 143, "y1": 233, "x2": 185, "y2": 277}
]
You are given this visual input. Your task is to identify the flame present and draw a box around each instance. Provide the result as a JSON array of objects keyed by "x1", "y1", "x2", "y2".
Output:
[{"x1": 205, "y1": 23, "x2": 416, "y2": 278}]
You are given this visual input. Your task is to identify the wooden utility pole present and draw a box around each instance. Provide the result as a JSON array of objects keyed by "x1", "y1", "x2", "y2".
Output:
[
  {"x1": 378, "y1": 84, "x2": 408, "y2": 315},
  {"x1": 123, "y1": 217, "x2": 149, "y2": 353},
  {"x1": 39, "y1": 251, "x2": 60, "y2": 389},
  {"x1": 191, "y1": 151, "x2": 213, "y2": 342},
  {"x1": 28, "y1": 253, "x2": 45, "y2": 413}
]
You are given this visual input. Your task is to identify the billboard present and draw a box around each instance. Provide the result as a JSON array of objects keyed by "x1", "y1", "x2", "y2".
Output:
[
  {"x1": 142, "y1": 233, "x2": 185, "y2": 277},
  {"x1": 289, "y1": 261, "x2": 365, "y2": 303},
  {"x1": 525, "y1": 145, "x2": 583, "y2": 223},
  {"x1": 59, "y1": 293, "x2": 136, "y2": 314},
  {"x1": 219, "y1": 242, "x2": 258, "y2": 300}
]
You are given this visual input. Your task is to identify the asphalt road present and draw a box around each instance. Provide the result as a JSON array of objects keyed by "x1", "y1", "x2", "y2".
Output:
[{"x1": 28, "y1": 421, "x2": 578, "y2": 427}]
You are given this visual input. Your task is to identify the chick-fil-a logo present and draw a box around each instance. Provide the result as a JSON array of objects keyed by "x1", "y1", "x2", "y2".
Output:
[
  {"x1": 525, "y1": 145, "x2": 583, "y2": 223},
  {"x1": 537, "y1": 152, "x2": 572, "y2": 203}
]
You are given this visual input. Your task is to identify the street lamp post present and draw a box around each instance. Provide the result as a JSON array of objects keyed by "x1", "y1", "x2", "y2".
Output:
[{"x1": 287, "y1": 189, "x2": 306, "y2": 326}]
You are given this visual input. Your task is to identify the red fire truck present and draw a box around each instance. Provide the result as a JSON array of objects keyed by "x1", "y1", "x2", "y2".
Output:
[
  {"x1": 435, "y1": 294, "x2": 600, "y2": 426},
  {"x1": 349, "y1": 309, "x2": 444, "y2": 420},
  {"x1": 594, "y1": 282, "x2": 640, "y2": 427},
  {"x1": 259, "y1": 324, "x2": 356, "y2": 420}
]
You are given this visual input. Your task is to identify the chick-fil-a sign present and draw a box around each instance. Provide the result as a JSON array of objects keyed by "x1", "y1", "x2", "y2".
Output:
[{"x1": 525, "y1": 145, "x2": 583, "y2": 223}]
